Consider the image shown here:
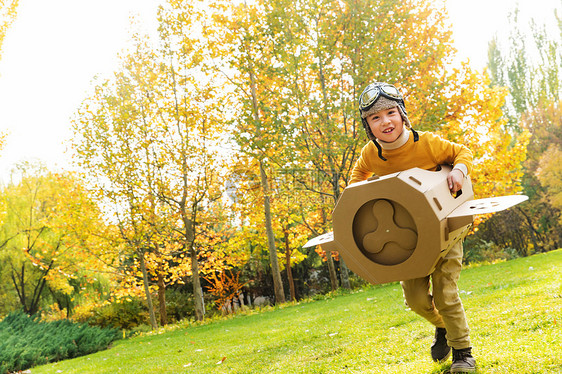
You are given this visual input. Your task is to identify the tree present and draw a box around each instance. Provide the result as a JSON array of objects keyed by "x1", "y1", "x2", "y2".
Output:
[
  {"x1": 73, "y1": 17, "x2": 228, "y2": 321},
  {"x1": 487, "y1": 10, "x2": 539, "y2": 126},
  {"x1": 272, "y1": 185, "x2": 312, "y2": 301},
  {"x1": 224, "y1": 157, "x2": 285, "y2": 301},
  {"x1": 72, "y1": 43, "x2": 169, "y2": 328},
  {"x1": 152, "y1": 6, "x2": 231, "y2": 320},
  {"x1": 149, "y1": 58, "x2": 224, "y2": 321},
  {"x1": 479, "y1": 4, "x2": 562, "y2": 254},
  {"x1": 0, "y1": 163, "x2": 110, "y2": 316},
  {"x1": 188, "y1": 0, "x2": 289, "y2": 303},
  {"x1": 536, "y1": 144, "x2": 562, "y2": 223}
]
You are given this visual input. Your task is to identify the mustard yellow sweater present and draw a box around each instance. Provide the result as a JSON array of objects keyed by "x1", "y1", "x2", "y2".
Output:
[{"x1": 350, "y1": 130, "x2": 473, "y2": 184}]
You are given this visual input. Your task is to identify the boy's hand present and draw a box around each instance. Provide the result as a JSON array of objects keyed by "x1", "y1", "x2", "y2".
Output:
[{"x1": 447, "y1": 169, "x2": 464, "y2": 193}]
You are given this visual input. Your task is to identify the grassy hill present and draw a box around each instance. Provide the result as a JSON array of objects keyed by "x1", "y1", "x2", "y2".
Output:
[{"x1": 32, "y1": 249, "x2": 562, "y2": 373}]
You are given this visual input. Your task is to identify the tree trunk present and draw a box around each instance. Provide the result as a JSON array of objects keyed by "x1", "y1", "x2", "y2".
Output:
[
  {"x1": 316, "y1": 40, "x2": 351, "y2": 290},
  {"x1": 332, "y1": 180, "x2": 351, "y2": 289},
  {"x1": 157, "y1": 270, "x2": 167, "y2": 326},
  {"x1": 339, "y1": 260, "x2": 351, "y2": 289},
  {"x1": 326, "y1": 252, "x2": 338, "y2": 291},
  {"x1": 516, "y1": 207, "x2": 543, "y2": 249},
  {"x1": 11, "y1": 265, "x2": 27, "y2": 313},
  {"x1": 248, "y1": 66, "x2": 286, "y2": 305},
  {"x1": 284, "y1": 229, "x2": 296, "y2": 301},
  {"x1": 320, "y1": 205, "x2": 338, "y2": 291},
  {"x1": 190, "y1": 242, "x2": 205, "y2": 321},
  {"x1": 260, "y1": 161, "x2": 286, "y2": 304},
  {"x1": 17, "y1": 259, "x2": 53, "y2": 316},
  {"x1": 182, "y1": 217, "x2": 205, "y2": 321},
  {"x1": 139, "y1": 252, "x2": 158, "y2": 330}
]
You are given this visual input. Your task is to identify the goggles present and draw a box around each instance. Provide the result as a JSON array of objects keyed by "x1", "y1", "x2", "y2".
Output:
[{"x1": 358, "y1": 83, "x2": 403, "y2": 111}]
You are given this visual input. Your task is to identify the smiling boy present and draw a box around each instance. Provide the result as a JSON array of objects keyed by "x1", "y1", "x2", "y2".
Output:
[{"x1": 350, "y1": 82, "x2": 476, "y2": 373}]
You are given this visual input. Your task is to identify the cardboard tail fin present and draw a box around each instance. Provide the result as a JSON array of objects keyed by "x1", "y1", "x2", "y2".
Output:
[{"x1": 303, "y1": 232, "x2": 339, "y2": 252}]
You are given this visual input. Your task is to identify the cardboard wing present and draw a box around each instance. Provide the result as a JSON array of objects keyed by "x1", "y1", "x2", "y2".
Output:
[
  {"x1": 448, "y1": 195, "x2": 529, "y2": 218},
  {"x1": 303, "y1": 166, "x2": 528, "y2": 285}
]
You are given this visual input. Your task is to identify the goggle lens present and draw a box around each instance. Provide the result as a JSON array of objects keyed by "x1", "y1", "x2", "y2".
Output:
[
  {"x1": 381, "y1": 85, "x2": 400, "y2": 98},
  {"x1": 359, "y1": 84, "x2": 403, "y2": 110},
  {"x1": 360, "y1": 86, "x2": 379, "y2": 107}
]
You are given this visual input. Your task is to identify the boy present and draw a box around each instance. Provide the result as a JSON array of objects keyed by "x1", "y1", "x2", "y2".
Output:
[{"x1": 350, "y1": 82, "x2": 476, "y2": 373}]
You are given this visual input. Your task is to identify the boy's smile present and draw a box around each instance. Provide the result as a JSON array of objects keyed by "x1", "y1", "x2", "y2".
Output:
[{"x1": 366, "y1": 106, "x2": 404, "y2": 143}]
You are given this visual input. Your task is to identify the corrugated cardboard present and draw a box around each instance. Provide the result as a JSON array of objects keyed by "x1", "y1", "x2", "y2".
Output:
[{"x1": 304, "y1": 166, "x2": 528, "y2": 284}]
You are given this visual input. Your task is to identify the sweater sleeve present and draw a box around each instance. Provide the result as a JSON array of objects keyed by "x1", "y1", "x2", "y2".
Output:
[
  {"x1": 427, "y1": 133, "x2": 473, "y2": 176},
  {"x1": 349, "y1": 143, "x2": 375, "y2": 184}
]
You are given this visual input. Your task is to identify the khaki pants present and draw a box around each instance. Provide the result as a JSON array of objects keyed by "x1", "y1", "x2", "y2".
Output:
[{"x1": 400, "y1": 241, "x2": 471, "y2": 349}]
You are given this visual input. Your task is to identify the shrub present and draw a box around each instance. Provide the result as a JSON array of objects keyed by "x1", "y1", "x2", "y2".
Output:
[
  {"x1": 164, "y1": 288, "x2": 195, "y2": 323},
  {"x1": 83, "y1": 298, "x2": 149, "y2": 330},
  {"x1": 0, "y1": 312, "x2": 119, "y2": 374},
  {"x1": 463, "y1": 238, "x2": 519, "y2": 264}
]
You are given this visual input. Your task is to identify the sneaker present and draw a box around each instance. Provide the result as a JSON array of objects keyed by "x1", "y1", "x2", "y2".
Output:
[
  {"x1": 431, "y1": 327, "x2": 451, "y2": 363},
  {"x1": 451, "y1": 347, "x2": 476, "y2": 373}
]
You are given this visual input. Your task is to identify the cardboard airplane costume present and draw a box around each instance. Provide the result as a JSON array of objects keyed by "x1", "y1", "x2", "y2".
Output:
[{"x1": 304, "y1": 165, "x2": 528, "y2": 285}]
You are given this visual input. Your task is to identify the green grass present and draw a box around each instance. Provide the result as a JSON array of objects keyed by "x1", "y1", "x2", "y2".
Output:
[{"x1": 32, "y1": 250, "x2": 562, "y2": 373}]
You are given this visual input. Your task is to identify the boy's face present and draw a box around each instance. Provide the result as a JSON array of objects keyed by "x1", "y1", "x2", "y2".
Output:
[{"x1": 366, "y1": 106, "x2": 404, "y2": 143}]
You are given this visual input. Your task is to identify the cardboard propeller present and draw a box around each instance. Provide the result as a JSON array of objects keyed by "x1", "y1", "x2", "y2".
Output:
[{"x1": 304, "y1": 165, "x2": 528, "y2": 285}]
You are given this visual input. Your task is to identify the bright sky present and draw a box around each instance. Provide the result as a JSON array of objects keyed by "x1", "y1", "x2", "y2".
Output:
[
  {"x1": 0, "y1": 0, "x2": 560, "y2": 182},
  {"x1": 0, "y1": 0, "x2": 161, "y2": 182}
]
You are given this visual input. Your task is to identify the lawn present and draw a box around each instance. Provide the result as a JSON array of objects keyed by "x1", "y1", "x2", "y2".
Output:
[{"x1": 32, "y1": 249, "x2": 562, "y2": 373}]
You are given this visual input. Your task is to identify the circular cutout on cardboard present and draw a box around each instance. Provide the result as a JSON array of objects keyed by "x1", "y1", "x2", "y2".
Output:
[{"x1": 352, "y1": 199, "x2": 418, "y2": 265}]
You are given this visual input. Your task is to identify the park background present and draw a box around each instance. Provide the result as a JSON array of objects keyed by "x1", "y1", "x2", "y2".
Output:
[{"x1": 0, "y1": 0, "x2": 561, "y2": 372}]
